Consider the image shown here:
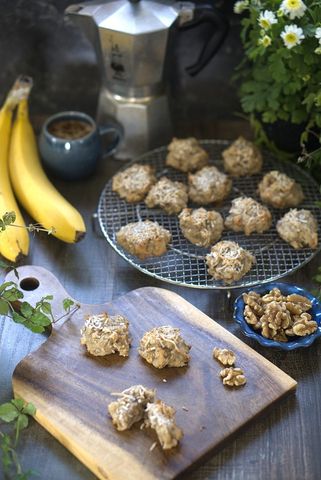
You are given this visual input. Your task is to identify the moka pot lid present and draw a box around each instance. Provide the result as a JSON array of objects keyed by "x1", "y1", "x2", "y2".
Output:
[{"x1": 74, "y1": 0, "x2": 179, "y2": 35}]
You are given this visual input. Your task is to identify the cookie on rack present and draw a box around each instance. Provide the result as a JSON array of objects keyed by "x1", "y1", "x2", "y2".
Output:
[
  {"x1": 166, "y1": 137, "x2": 209, "y2": 172},
  {"x1": 258, "y1": 170, "x2": 304, "y2": 208},
  {"x1": 222, "y1": 136, "x2": 262, "y2": 176},
  {"x1": 276, "y1": 209, "x2": 318, "y2": 249},
  {"x1": 179, "y1": 207, "x2": 224, "y2": 247},
  {"x1": 188, "y1": 166, "x2": 232, "y2": 204},
  {"x1": 225, "y1": 196, "x2": 272, "y2": 235},
  {"x1": 145, "y1": 176, "x2": 188, "y2": 214},
  {"x1": 112, "y1": 163, "x2": 156, "y2": 202},
  {"x1": 116, "y1": 220, "x2": 171, "y2": 259},
  {"x1": 206, "y1": 240, "x2": 255, "y2": 284}
]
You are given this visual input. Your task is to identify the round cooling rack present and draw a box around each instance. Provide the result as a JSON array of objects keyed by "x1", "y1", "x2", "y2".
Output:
[{"x1": 97, "y1": 140, "x2": 321, "y2": 290}]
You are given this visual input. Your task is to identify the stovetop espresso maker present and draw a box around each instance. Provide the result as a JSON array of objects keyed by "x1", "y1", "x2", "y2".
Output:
[{"x1": 66, "y1": 0, "x2": 228, "y2": 159}]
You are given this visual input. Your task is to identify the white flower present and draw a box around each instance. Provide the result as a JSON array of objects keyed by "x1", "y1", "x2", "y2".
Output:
[
  {"x1": 234, "y1": 1, "x2": 248, "y2": 14},
  {"x1": 281, "y1": 24, "x2": 305, "y2": 49},
  {"x1": 315, "y1": 46, "x2": 321, "y2": 55},
  {"x1": 280, "y1": 0, "x2": 307, "y2": 20},
  {"x1": 258, "y1": 35, "x2": 272, "y2": 47},
  {"x1": 316, "y1": 27, "x2": 321, "y2": 45},
  {"x1": 258, "y1": 10, "x2": 277, "y2": 30}
]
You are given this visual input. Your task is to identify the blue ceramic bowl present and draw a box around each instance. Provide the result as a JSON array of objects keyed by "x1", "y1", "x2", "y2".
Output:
[{"x1": 234, "y1": 282, "x2": 321, "y2": 350}]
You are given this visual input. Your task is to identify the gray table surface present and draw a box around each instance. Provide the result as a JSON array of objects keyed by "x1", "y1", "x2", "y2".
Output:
[{"x1": 1, "y1": 132, "x2": 321, "y2": 480}]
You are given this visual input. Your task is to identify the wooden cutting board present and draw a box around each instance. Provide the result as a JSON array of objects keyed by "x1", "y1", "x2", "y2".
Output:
[{"x1": 9, "y1": 266, "x2": 297, "y2": 480}]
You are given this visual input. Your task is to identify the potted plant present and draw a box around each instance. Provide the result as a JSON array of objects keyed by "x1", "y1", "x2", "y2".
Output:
[{"x1": 234, "y1": 0, "x2": 321, "y2": 167}]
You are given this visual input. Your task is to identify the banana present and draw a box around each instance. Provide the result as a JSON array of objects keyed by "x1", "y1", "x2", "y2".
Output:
[
  {"x1": 9, "y1": 96, "x2": 86, "y2": 243},
  {"x1": 0, "y1": 80, "x2": 29, "y2": 262}
]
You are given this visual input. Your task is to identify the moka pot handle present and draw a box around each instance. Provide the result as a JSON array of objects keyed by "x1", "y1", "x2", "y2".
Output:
[{"x1": 178, "y1": 2, "x2": 229, "y2": 76}]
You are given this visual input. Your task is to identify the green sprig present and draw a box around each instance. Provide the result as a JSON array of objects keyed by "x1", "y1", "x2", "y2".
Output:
[{"x1": 0, "y1": 399, "x2": 36, "y2": 479}]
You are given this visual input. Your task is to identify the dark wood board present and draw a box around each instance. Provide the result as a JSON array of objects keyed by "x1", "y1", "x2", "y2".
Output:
[{"x1": 8, "y1": 266, "x2": 296, "y2": 480}]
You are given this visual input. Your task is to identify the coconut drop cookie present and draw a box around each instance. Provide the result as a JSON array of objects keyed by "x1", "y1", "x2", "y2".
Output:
[
  {"x1": 145, "y1": 176, "x2": 188, "y2": 215},
  {"x1": 225, "y1": 196, "x2": 272, "y2": 235},
  {"x1": 206, "y1": 240, "x2": 255, "y2": 284},
  {"x1": 258, "y1": 170, "x2": 304, "y2": 208},
  {"x1": 112, "y1": 163, "x2": 156, "y2": 202},
  {"x1": 139, "y1": 326, "x2": 191, "y2": 369},
  {"x1": 116, "y1": 220, "x2": 171, "y2": 260},
  {"x1": 108, "y1": 385, "x2": 155, "y2": 431},
  {"x1": 166, "y1": 137, "x2": 209, "y2": 172},
  {"x1": 276, "y1": 209, "x2": 318, "y2": 249},
  {"x1": 188, "y1": 166, "x2": 232, "y2": 205},
  {"x1": 179, "y1": 207, "x2": 224, "y2": 247},
  {"x1": 222, "y1": 136, "x2": 263, "y2": 176},
  {"x1": 80, "y1": 312, "x2": 131, "y2": 357}
]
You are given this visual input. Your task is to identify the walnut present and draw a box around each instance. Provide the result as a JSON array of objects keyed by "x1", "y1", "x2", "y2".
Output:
[
  {"x1": 261, "y1": 301, "x2": 292, "y2": 331},
  {"x1": 220, "y1": 367, "x2": 246, "y2": 387},
  {"x1": 243, "y1": 291, "x2": 264, "y2": 316},
  {"x1": 213, "y1": 347, "x2": 236, "y2": 366},
  {"x1": 292, "y1": 313, "x2": 318, "y2": 336},
  {"x1": 261, "y1": 288, "x2": 286, "y2": 303},
  {"x1": 286, "y1": 294, "x2": 312, "y2": 313},
  {"x1": 244, "y1": 305, "x2": 261, "y2": 329},
  {"x1": 243, "y1": 287, "x2": 316, "y2": 342}
]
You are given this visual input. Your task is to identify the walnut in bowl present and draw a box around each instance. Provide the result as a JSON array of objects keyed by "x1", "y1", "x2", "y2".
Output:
[{"x1": 234, "y1": 283, "x2": 321, "y2": 350}]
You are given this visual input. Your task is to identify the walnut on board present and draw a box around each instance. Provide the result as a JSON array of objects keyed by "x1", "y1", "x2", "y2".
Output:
[
  {"x1": 139, "y1": 326, "x2": 191, "y2": 369},
  {"x1": 276, "y1": 209, "x2": 318, "y2": 249},
  {"x1": 112, "y1": 164, "x2": 156, "y2": 202},
  {"x1": 220, "y1": 367, "x2": 246, "y2": 387},
  {"x1": 206, "y1": 240, "x2": 255, "y2": 284},
  {"x1": 80, "y1": 312, "x2": 130, "y2": 357},
  {"x1": 213, "y1": 347, "x2": 236, "y2": 366},
  {"x1": 258, "y1": 170, "x2": 304, "y2": 208},
  {"x1": 145, "y1": 176, "x2": 188, "y2": 215},
  {"x1": 188, "y1": 166, "x2": 232, "y2": 204},
  {"x1": 143, "y1": 400, "x2": 183, "y2": 450},
  {"x1": 222, "y1": 136, "x2": 263, "y2": 176},
  {"x1": 166, "y1": 137, "x2": 209, "y2": 172},
  {"x1": 179, "y1": 207, "x2": 224, "y2": 247},
  {"x1": 116, "y1": 220, "x2": 171, "y2": 260},
  {"x1": 108, "y1": 385, "x2": 155, "y2": 431},
  {"x1": 225, "y1": 196, "x2": 272, "y2": 235}
]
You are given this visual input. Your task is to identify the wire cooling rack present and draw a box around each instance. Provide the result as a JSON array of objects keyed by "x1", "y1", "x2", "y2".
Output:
[{"x1": 97, "y1": 140, "x2": 321, "y2": 289}]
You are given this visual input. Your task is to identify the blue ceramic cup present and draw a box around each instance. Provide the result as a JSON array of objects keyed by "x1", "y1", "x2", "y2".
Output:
[{"x1": 39, "y1": 111, "x2": 122, "y2": 180}]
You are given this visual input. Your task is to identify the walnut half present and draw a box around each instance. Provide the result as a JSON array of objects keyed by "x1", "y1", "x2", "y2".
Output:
[
  {"x1": 213, "y1": 347, "x2": 236, "y2": 366},
  {"x1": 220, "y1": 367, "x2": 247, "y2": 387}
]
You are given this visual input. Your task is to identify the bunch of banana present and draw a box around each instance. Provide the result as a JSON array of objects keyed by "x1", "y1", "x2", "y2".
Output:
[
  {"x1": 0, "y1": 78, "x2": 29, "y2": 262},
  {"x1": 9, "y1": 80, "x2": 86, "y2": 244}
]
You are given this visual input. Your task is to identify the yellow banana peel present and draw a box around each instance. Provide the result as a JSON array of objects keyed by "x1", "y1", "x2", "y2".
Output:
[
  {"x1": 0, "y1": 78, "x2": 30, "y2": 262},
  {"x1": 9, "y1": 95, "x2": 86, "y2": 243}
]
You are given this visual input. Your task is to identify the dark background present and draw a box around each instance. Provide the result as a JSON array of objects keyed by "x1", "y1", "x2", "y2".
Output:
[{"x1": 0, "y1": 0, "x2": 243, "y2": 131}]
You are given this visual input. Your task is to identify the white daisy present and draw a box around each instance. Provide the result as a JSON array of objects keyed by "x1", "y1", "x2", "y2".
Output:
[
  {"x1": 280, "y1": 0, "x2": 307, "y2": 20},
  {"x1": 234, "y1": 1, "x2": 248, "y2": 14},
  {"x1": 258, "y1": 35, "x2": 272, "y2": 47},
  {"x1": 258, "y1": 10, "x2": 277, "y2": 30},
  {"x1": 281, "y1": 24, "x2": 305, "y2": 49},
  {"x1": 316, "y1": 27, "x2": 321, "y2": 45}
]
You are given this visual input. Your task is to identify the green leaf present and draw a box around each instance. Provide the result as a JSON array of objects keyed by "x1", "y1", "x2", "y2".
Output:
[
  {"x1": 0, "y1": 403, "x2": 19, "y2": 422},
  {"x1": 22, "y1": 402, "x2": 36, "y2": 416},
  {"x1": 12, "y1": 311, "x2": 27, "y2": 325},
  {"x1": 0, "y1": 281, "x2": 16, "y2": 293},
  {"x1": 0, "y1": 299, "x2": 9, "y2": 315},
  {"x1": 0, "y1": 259, "x2": 11, "y2": 270},
  {"x1": 2, "y1": 287, "x2": 24, "y2": 302},
  {"x1": 16, "y1": 413, "x2": 29, "y2": 431},
  {"x1": 11, "y1": 398, "x2": 25, "y2": 411},
  {"x1": 27, "y1": 324, "x2": 46, "y2": 333},
  {"x1": 39, "y1": 301, "x2": 52, "y2": 316},
  {"x1": 20, "y1": 302, "x2": 33, "y2": 319},
  {"x1": 30, "y1": 312, "x2": 51, "y2": 327},
  {"x1": 63, "y1": 298, "x2": 74, "y2": 311}
]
